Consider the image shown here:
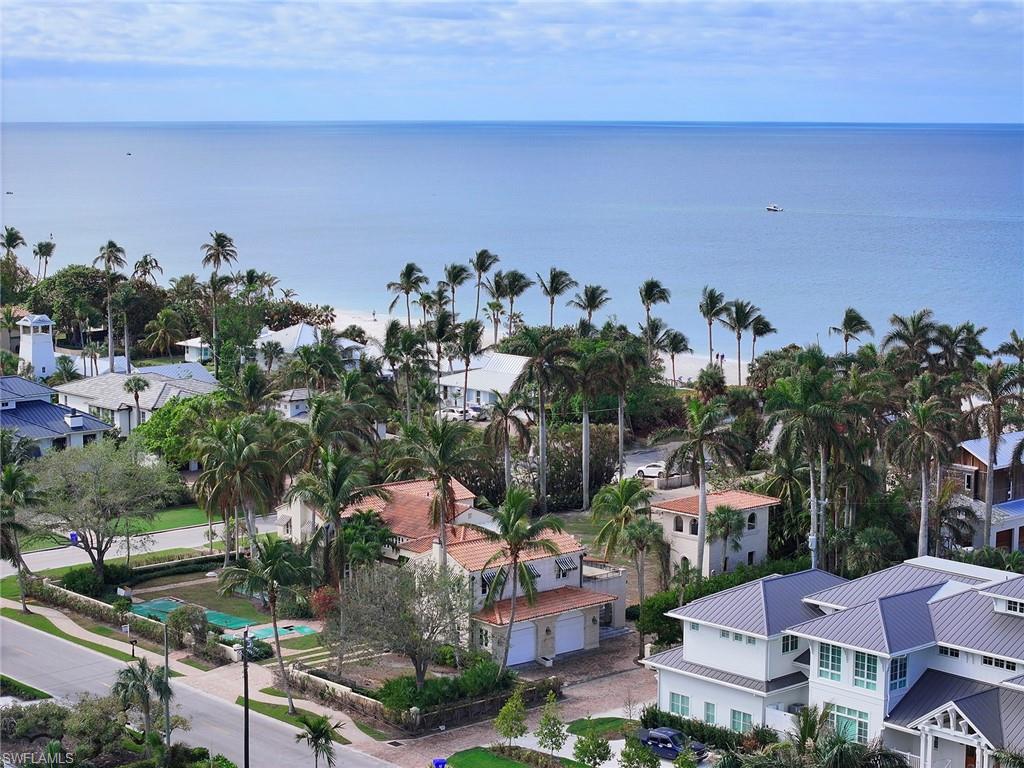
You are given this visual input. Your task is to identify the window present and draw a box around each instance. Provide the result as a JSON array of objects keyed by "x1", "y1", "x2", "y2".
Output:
[
  {"x1": 889, "y1": 656, "x2": 908, "y2": 691},
  {"x1": 555, "y1": 567, "x2": 567, "y2": 580},
  {"x1": 690, "y1": 622, "x2": 700, "y2": 632},
  {"x1": 747, "y1": 552, "x2": 755, "y2": 566},
  {"x1": 854, "y1": 652, "x2": 878, "y2": 690},
  {"x1": 829, "y1": 706, "x2": 868, "y2": 744},
  {"x1": 938, "y1": 646, "x2": 960, "y2": 658},
  {"x1": 733, "y1": 633, "x2": 743, "y2": 642},
  {"x1": 674, "y1": 517, "x2": 686, "y2": 533},
  {"x1": 964, "y1": 473, "x2": 973, "y2": 492},
  {"x1": 782, "y1": 635, "x2": 799, "y2": 654},
  {"x1": 1008, "y1": 600, "x2": 1023, "y2": 614},
  {"x1": 689, "y1": 519, "x2": 699, "y2": 536},
  {"x1": 721, "y1": 630, "x2": 730, "y2": 639},
  {"x1": 478, "y1": 627, "x2": 490, "y2": 647},
  {"x1": 704, "y1": 702, "x2": 716, "y2": 725},
  {"x1": 818, "y1": 643, "x2": 842, "y2": 681},
  {"x1": 670, "y1": 693, "x2": 690, "y2": 717},
  {"x1": 746, "y1": 636, "x2": 756, "y2": 645},
  {"x1": 982, "y1": 656, "x2": 1018, "y2": 671},
  {"x1": 730, "y1": 710, "x2": 753, "y2": 734},
  {"x1": 747, "y1": 513, "x2": 757, "y2": 530}
]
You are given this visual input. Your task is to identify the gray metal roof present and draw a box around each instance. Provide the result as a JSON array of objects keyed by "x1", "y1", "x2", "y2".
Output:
[
  {"x1": 53, "y1": 372, "x2": 218, "y2": 411},
  {"x1": 642, "y1": 646, "x2": 808, "y2": 694},
  {"x1": 960, "y1": 431, "x2": 1024, "y2": 470},
  {"x1": 803, "y1": 563, "x2": 984, "y2": 609},
  {"x1": 930, "y1": 588, "x2": 1024, "y2": 660},
  {"x1": 794, "y1": 648, "x2": 810, "y2": 665},
  {"x1": 0, "y1": 399, "x2": 111, "y2": 440},
  {"x1": 134, "y1": 362, "x2": 217, "y2": 384},
  {"x1": 980, "y1": 576, "x2": 1024, "y2": 600},
  {"x1": 668, "y1": 569, "x2": 846, "y2": 636},
  {"x1": 0, "y1": 375, "x2": 54, "y2": 400},
  {"x1": 789, "y1": 584, "x2": 942, "y2": 655}
]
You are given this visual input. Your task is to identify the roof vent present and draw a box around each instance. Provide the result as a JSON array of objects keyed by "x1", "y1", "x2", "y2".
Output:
[{"x1": 64, "y1": 408, "x2": 83, "y2": 429}]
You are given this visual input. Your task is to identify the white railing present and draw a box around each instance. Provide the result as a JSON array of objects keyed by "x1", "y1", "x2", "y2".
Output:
[{"x1": 893, "y1": 749, "x2": 921, "y2": 768}]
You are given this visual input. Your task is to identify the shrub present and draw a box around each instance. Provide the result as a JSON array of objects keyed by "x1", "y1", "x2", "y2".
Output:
[
  {"x1": 210, "y1": 756, "x2": 238, "y2": 768},
  {"x1": 111, "y1": 596, "x2": 134, "y2": 616},
  {"x1": 620, "y1": 736, "x2": 659, "y2": 768},
  {"x1": 747, "y1": 725, "x2": 778, "y2": 749},
  {"x1": 61, "y1": 567, "x2": 105, "y2": 597},
  {"x1": 166, "y1": 604, "x2": 209, "y2": 647},
  {"x1": 1, "y1": 701, "x2": 68, "y2": 740},
  {"x1": 124, "y1": 556, "x2": 225, "y2": 587},
  {"x1": 639, "y1": 705, "x2": 738, "y2": 751},
  {"x1": 433, "y1": 644, "x2": 458, "y2": 667},
  {"x1": 277, "y1": 591, "x2": 313, "y2": 620},
  {"x1": 673, "y1": 751, "x2": 698, "y2": 768},
  {"x1": 224, "y1": 636, "x2": 273, "y2": 661},
  {"x1": 102, "y1": 563, "x2": 133, "y2": 585},
  {"x1": 309, "y1": 586, "x2": 339, "y2": 619},
  {"x1": 491, "y1": 745, "x2": 563, "y2": 768},
  {"x1": 573, "y1": 728, "x2": 612, "y2": 768},
  {"x1": 374, "y1": 659, "x2": 514, "y2": 711},
  {"x1": 494, "y1": 688, "x2": 528, "y2": 745},
  {"x1": 624, "y1": 605, "x2": 641, "y2": 622}
]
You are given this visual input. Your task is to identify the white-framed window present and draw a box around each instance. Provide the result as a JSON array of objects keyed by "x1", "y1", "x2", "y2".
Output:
[
  {"x1": 982, "y1": 655, "x2": 1018, "y2": 671},
  {"x1": 782, "y1": 635, "x2": 799, "y2": 654},
  {"x1": 733, "y1": 632, "x2": 743, "y2": 642},
  {"x1": 704, "y1": 702, "x2": 716, "y2": 725},
  {"x1": 720, "y1": 629, "x2": 730, "y2": 639},
  {"x1": 555, "y1": 567, "x2": 568, "y2": 580},
  {"x1": 730, "y1": 710, "x2": 752, "y2": 734},
  {"x1": 689, "y1": 622, "x2": 700, "y2": 632},
  {"x1": 745, "y1": 636, "x2": 756, "y2": 646},
  {"x1": 964, "y1": 473, "x2": 973, "y2": 491},
  {"x1": 829, "y1": 706, "x2": 869, "y2": 744},
  {"x1": 938, "y1": 646, "x2": 960, "y2": 658},
  {"x1": 1008, "y1": 600, "x2": 1023, "y2": 614},
  {"x1": 889, "y1": 656, "x2": 908, "y2": 691},
  {"x1": 854, "y1": 652, "x2": 878, "y2": 690},
  {"x1": 689, "y1": 519, "x2": 699, "y2": 536},
  {"x1": 670, "y1": 693, "x2": 690, "y2": 717},
  {"x1": 818, "y1": 643, "x2": 842, "y2": 681},
  {"x1": 478, "y1": 627, "x2": 490, "y2": 647}
]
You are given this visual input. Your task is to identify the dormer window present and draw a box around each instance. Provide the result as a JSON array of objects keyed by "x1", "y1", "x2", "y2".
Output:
[{"x1": 1008, "y1": 600, "x2": 1023, "y2": 614}]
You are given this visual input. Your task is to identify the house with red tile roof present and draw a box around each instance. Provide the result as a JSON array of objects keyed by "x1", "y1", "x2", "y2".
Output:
[{"x1": 652, "y1": 490, "x2": 781, "y2": 577}]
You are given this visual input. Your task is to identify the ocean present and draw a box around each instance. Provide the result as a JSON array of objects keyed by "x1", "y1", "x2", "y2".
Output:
[{"x1": 2, "y1": 121, "x2": 1021, "y2": 352}]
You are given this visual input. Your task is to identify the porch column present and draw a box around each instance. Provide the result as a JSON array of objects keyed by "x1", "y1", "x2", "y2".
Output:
[{"x1": 920, "y1": 730, "x2": 931, "y2": 768}]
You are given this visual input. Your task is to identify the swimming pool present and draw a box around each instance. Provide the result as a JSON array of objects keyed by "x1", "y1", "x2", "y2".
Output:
[{"x1": 221, "y1": 624, "x2": 318, "y2": 642}]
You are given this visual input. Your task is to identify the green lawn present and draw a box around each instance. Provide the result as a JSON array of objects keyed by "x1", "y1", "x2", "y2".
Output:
[
  {"x1": 353, "y1": 720, "x2": 390, "y2": 741},
  {"x1": 567, "y1": 717, "x2": 637, "y2": 740},
  {"x1": 234, "y1": 697, "x2": 350, "y2": 744},
  {"x1": 0, "y1": 607, "x2": 135, "y2": 662},
  {"x1": 280, "y1": 633, "x2": 322, "y2": 651},
  {"x1": 259, "y1": 686, "x2": 287, "y2": 697},
  {"x1": 75, "y1": 619, "x2": 164, "y2": 655},
  {"x1": 180, "y1": 656, "x2": 216, "y2": 672},
  {"x1": 0, "y1": 674, "x2": 51, "y2": 701},
  {"x1": 132, "y1": 571, "x2": 213, "y2": 590},
  {"x1": 17, "y1": 509, "x2": 208, "y2": 553},
  {"x1": 138, "y1": 580, "x2": 267, "y2": 623},
  {"x1": 448, "y1": 748, "x2": 586, "y2": 768}
]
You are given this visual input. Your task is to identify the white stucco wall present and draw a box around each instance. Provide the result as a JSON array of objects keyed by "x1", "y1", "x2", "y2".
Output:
[
  {"x1": 656, "y1": 669, "x2": 764, "y2": 729},
  {"x1": 683, "y1": 622, "x2": 769, "y2": 679},
  {"x1": 806, "y1": 641, "x2": 887, "y2": 741}
]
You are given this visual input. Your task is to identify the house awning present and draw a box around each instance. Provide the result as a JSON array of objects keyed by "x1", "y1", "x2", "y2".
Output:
[
  {"x1": 482, "y1": 563, "x2": 540, "y2": 585},
  {"x1": 555, "y1": 555, "x2": 579, "y2": 572}
]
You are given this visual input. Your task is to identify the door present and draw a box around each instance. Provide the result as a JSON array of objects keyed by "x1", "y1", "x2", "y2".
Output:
[
  {"x1": 965, "y1": 746, "x2": 976, "y2": 768},
  {"x1": 506, "y1": 622, "x2": 536, "y2": 666},
  {"x1": 996, "y1": 530, "x2": 1012, "y2": 551},
  {"x1": 555, "y1": 612, "x2": 585, "y2": 655}
]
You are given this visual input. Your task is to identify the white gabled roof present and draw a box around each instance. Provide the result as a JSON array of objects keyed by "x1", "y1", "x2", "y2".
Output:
[
  {"x1": 438, "y1": 351, "x2": 529, "y2": 396},
  {"x1": 960, "y1": 431, "x2": 1024, "y2": 471},
  {"x1": 256, "y1": 323, "x2": 365, "y2": 355}
]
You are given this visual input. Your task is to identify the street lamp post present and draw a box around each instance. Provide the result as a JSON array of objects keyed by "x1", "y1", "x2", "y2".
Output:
[
  {"x1": 163, "y1": 623, "x2": 171, "y2": 749},
  {"x1": 242, "y1": 625, "x2": 250, "y2": 768}
]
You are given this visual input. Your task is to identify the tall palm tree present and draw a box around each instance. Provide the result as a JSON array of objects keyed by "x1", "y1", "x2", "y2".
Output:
[
  {"x1": 132, "y1": 253, "x2": 163, "y2": 284},
  {"x1": 465, "y1": 485, "x2": 564, "y2": 673},
  {"x1": 607, "y1": 342, "x2": 647, "y2": 480},
  {"x1": 123, "y1": 375, "x2": 150, "y2": 431},
  {"x1": 591, "y1": 477, "x2": 653, "y2": 559},
  {"x1": 113, "y1": 281, "x2": 136, "y2": 373},
  {"x1": 200, "y1": 232, "x2": 238, "y2": 378},
  {"x1": 719, "y1": 299, "x2": 760, "y2": 385},
  {"x1": 93, "y1": 240, "x2": 127, "y2": 373},
  {"x1": 143, "y1": 308, "x2": 186, "y2": 360},
  {"x1": 667, "y1": 398, "x2": 746, "y2": 577},
  {"x1": 443, "y1": 263, "x2": 471, "y2": 319},
  {"x1": 427, "y1": 308, "x2": 456, "y2": 411},
  {"x1": 111, "y1": 658, "x2": 172, "y2": 758},
  {"x1": 485, "y1": 300, "x2": 505, "y2": 345},
  {"x1": 259, "y1": 339, "x2": 285, "y2": 372},
  {"x1": 829, "y1": 307, "x2": 874, "y2": 355},
  {"x1": 456, "y1": 319, "x2": 484, "y2": 420},
  {"x1": 295, "y1": 714, "x2": 342, "y2": 768},
  {"x1": 995, "y1": 329, "x2": 1024, "y2": 365},
  {"x1": 662, "y1": 330, "x2": 691, "y2": 384},
  {"x1": 219, "y1": 535, "x2": 308, "y2": 715},
  {"x1": 502, "y1": 270, "x2": 535, "y2": 334},
  {"x1": 639, "y1": 317, "x2": 670, "y2": 366},
  {"x1": 393, "y1": 418, "x2": 478, "y2": 568},
  {"x1": 882, "y1": 309, "x2": 937, "y2": 369},
  {"x1": 931, "y1": 480, "x2": 978, "y2": 556},
  {"x1": 750, "y1": 315, "x2": 776, "y2": 362},
  {"x1": 512, "y1": 328, "x2": 577, "y2": 512},
  {"x1": 0, "y1": 462, "x2": 39, "y2": 613},
  {"x1": 568, "y1": 284, "x2": 610, "y2": 324},
  {"x1": 387, "y1": 262, "x2": 429, "y2": 329},
  {"x1": 622, "y1": 517, "x2": 663, "y2": 656},
  {"x1": 48, "y1": 355, "x2": 80, "y2": 385},
  {"x1": 484, "y1": 391, "x2": 532, "y2": 492},
  {"x1": 698, "y1": 286, "x2": 728, "y2": 364},
  {"x1": 638, "y1": 278, "x2": 670, "y2": 357},
  {"x1": 574, "y1": 348, "x2": 614, "y2": 509},
  {"x1": 470, "y1": 249, "x2": 500, "y2": 321},
  {"x1": 963, "y1": 361, "x2": 1024, "y2": 545},
  {"x1": 2, "y1": 226, "x2": 26, "y2": 259},
  {"x1": 32, "y1": 241, "x2": 55, "y2": 281},
  {"x1": 706, "y1": 505, "x2": 745, "y2": 572},
  {"x1": 536, "y1": 267, "x2": 578, "y2": 327}
]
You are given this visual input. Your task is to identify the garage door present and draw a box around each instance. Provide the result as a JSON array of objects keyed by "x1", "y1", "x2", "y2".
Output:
[
  {"x1": 507, "y1": 622, "x2": 536, "y2": 666},
  {"x1": 555, "y1": 612, "x2": 585, "y2": 655}
]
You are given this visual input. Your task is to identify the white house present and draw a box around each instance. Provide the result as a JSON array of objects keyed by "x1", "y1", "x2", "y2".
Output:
[
  {"x1": 652, "y1": 490, "x2": 781, "y2": 577},
  {"x1": 275, "y1": 388, "x2": 311, "y2": 420},
  {"x1": 438, "y1": 351, "x2": 529, "y2": 408},
  {"x1": 0, "y1": 375, "x2": 110, "y2": 453},
  {"x1": 254, "y1": 323, "x2": 365, "y2": 371},
  {"x1": 644, "y1": 557, "x2": 1024, "y2": 766},
  {"x1": 17, "y1": 314, "x2": 56, "y2": 379},
  {"x1": 175, "y1": 337, "x2": 212, "y2": 364}
]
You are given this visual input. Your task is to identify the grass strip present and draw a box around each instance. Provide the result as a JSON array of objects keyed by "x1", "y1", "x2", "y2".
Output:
[
  {"x1": 567, "y1": 716, "x2": 636, "y2": 740},
  {"x1": 279, "y1": 633, "x2": 322, "y2": 651},
  {"x1": 1, "y1": 607, "x2": 135, "y2": 662},
  {"x1": 234, "y1": 696, "x2": 350, "y2": 744},
  {"x1": 0, "y1": 674, "x2": 51, "y2": 700},
  {"x1": 449, "y1": 747, "x2": 586, "y2": 768},
  {"x1": 353, "y1": 719, "x2": 390, "y2": 741}
]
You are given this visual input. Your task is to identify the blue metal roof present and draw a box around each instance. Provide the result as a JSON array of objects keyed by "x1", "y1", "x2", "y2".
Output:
[
  {"x1": 0, "y1": 399, "x2": 111, "y2": 440},
  {"x1": 0, "y1": 376, "x2": 55, "y2": 400}
]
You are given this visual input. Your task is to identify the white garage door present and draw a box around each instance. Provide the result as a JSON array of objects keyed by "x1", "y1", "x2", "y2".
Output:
[
  {"x1": 555, "y1": 612, "x2": 585, "y2": 655},
  {"x1": 507, "y1": 622, "x2": 537, "y2": 666}
]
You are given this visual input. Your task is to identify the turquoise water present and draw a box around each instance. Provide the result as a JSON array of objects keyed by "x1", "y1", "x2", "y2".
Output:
[
  {"x1": 2, "y1": 121, "x2": 1020, "y2": 349},
  {"x1": 222, "y1": 625, "x2": 317, "y2": 641},
  {"x1": 131, "y1": 597, "x2": 252, "y2": 630}
]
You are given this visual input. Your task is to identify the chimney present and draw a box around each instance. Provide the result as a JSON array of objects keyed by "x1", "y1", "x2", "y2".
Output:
[{"x1": 64, "y1": 408, "x2": 83, "y2": 429}]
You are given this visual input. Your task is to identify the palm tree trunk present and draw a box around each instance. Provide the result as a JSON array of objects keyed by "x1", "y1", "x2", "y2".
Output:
[
  {"x1": 106, "y1": 285, "x2": 115, "y2": 372},
  {"x1": 617, "y1": 393, "x2": 625, "y2": 481},
  {"x1": 499, "y1": 564, "x2": 519, "y2": 674},
  {"x1": 549, "y1": 299, "x2": 554, "y2": 328},
  {"x1": 404, "y1": 368, "x2": 412, "y2": 423},
  {"x1": 670, "y1": 355, "x2": 676, "y2": 384},
  {"x1": 463, "y1": 364, "x2": 470, "y2": 421},
  {"x1": 270, "y1": 598, "x2": 297, "y2": 715},
  {"x1": 807, "y1": 449, "x2": 819, "y2": 570},
  {"x1": 736, "y1": 333, "x2": 742, "y2": 385},
  {"x1": 707, "y1": 320, "x2": 713, "y2": 365},
  {"x1": 12, "y1": 531, "x2": 29, "y2": 613},
  {"x1": 208, "y1": 513, "x2": 214, "y2": 555},
  {"x1": 582, "y1": 403, "x2": 591, "y2": 511},
  {"x1": 507, "y1": 299, "x2": 515, "y2": 333},
  {"x1": 142, "y1": 704, "x2": 152, "y2": 758},
  {"x1": 222, "y1": 512, "x2": 230, "y2": 567},
  {"x1": 695, "y1": 462, "x2": 708, "y2": 579},
  {"x1": 124, "y1": 311, "x2": 131, "y2": 373},
  {"x1": 636, "y1": 552, "x2": 646, "y2": 658},
  {"x1": 406, "y1": 293, "x2": 412, "y2": 329},
  {"x1": 539, "y1": 389, "x2": 547, "y2": 513},
  {"x1": 984, "y1": 432, "x2": 996, "y2": 546},
  {"x1": 212, "y1": 289, "x2": 219, "y2": 379},
  {"x1": 438, "y1": 489, "x2": 449, "y2": 570},
  {"x1": 474, "y1": 279, "x2": 482, "y2": 322},
  {"x1": 918, "y1": 460, "x2": 930, "y2": 557}
]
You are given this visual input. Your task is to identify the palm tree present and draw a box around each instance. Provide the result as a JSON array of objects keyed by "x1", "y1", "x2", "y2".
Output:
[
  {"x1": 443, "y1": 263, "x2": 472, "y2": 319},
  {"x1": 502, "y1": 270, "x2": 535, "y2": 333},
  {"x1": 111, "y1": 658, "x2": 172, "y2": 758},
  {"x1": 387, "y1": 262, "x2": 429, "y2": 328},
  {"x1": 484, "y1": 391, "x2": 532, "y2": 491},
  {"x1": 622, "y1": 517, "x2": 663, "y2": 656},
  {"x1": 931, "y1": 480, "x2": 978, "y2": 556},
  {"x1": 706, "y1": 505, "x2": 745, "y2": 572},
  {"x1": 93, "y1": 240, "x2": 127, "y2": 373},
  {"x1": 2, "y1": 226, "x2": 26, "y2": 260},
  {"x1": 607, "y1": 342, "x2": 647, "y2": 480},
  {"x1": 32, "y1": 241, "x2": 55, "y2": 281},
  {"x1": 259, "y1": 339, "x2": 285, "y2": 372},
  {"x1": 48, "y1": 355, "x2": 80, "y2": 385},
  {"x1": 638, "y1": 278, "x2": 670, "y2": 357},
  {"x1": 662, "y1": 330, "x2": 691, "y2": 384},
  {"x1": 639, "y1": 317, "x2": 670, "y2": 366},
  {"x1": 963, "y1": 361, "x2": 1024, "y2": 545},
  {"x1": 465, "y1": 485, "x2": 564, "y2": 673},
  {"x1": 698, "y1": 286, "x2": 728, "y2": 364},
  {"x1": 568, "y1": 284, "x2": 610, "y2": 324},
  {"x1": 457, "y1": 319, "x2": 484, "y2": 420},
  {"x1": 470, "y1": 249, "x2": 500, "y2": 321},
  {"x1": 82, "y1": 341, "x2": 101, "y2": 377},
  {"x1": 143, "y1": 308, "x2": 186, "y2": 360},
  {"x1": 591, "y1": 477, "x2": 653, "y2": 560},
  {"x1": 219, "y1": 535, "x2": 308, "y2": 715},
  {"x1": 427, "y1": 308, "x2": 456, "y2": 411},
  {"x1": 882, "y1": 309, "x2": 937, "y2": 369},
  {"x1": 200, "y1": 231, "x2": 239, "y2": 377},
  {"x1": 392, "y1": 418, "x2": 478, "y2": 568},
  {"x1": 574, "y1": 348, "x2": 614, "y2": 509},
  {"x1": 132, "y1": 253, "x2": 163, "y2": 284},
  {"x1": 112, "y1": 281, "x2": 137, "y2": 373},
  {"x1": 750, "y1": 315, "x2": 776, "y2": 362},
  {"x1": 1, "y1": 305, "x2": 18, "y2": 353},
  {"x1": 295, "y1": 714, "x2": 342, "y2": 768},
  {"x1": 0, "y1": 462, "x2": 39, "y2": 613},
  {"x1": 719, "y1": 299, "x2": 760, "y2": 385},
  {"x1": 995, "y1": 329, "x2": 1024, "y2": 365},
  {"x1": 667, "y1": 399, "x2": 745, "y2": 577},
  {"x1": 536, "y1": 267, "x2": 578, "y2": 327},
  {"x1": 123, "y1": 375, "x2": 150, "y2": 431},
  {"x1": 485, "y1": 300, "x2": 505, "y2": 345},
  {"x1": 512, "y1": 328, "x2": 576, "y2": 512},
  {"x1": 829, "y1": 307, "x2": 874, "y2": 355}
]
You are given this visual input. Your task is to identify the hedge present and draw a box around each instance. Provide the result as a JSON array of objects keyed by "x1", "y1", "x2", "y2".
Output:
[
  {"x1": 639, "y1": 705, "x2": 739, "y2": 750},
  {"x1": 0, "y1": 675, "x2": 51, "y2": 701},
  {"x1": 637, "y1": 555, "x2": 812, "y2": 645}
]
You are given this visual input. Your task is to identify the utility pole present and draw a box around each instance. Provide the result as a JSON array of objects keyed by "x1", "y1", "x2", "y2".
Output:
[
  {"x1": 242, "y1": 624, "x2": 250, "y2": 768},
  {"x1": 163, "y1": 623, "x2": 171, "y2": 748}
]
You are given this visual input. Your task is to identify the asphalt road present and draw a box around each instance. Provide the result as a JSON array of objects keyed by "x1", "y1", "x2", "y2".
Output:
[
  {"x1": 0, "y1": 617, "x2": 395, "y2": 768},
  {"x1": 622, "y1": 441, "x2": 681, "y2": 477}
]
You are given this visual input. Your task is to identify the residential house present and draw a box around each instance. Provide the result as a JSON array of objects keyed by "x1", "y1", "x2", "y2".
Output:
[
  {"x1": 53, "y1": 371, "x2": 218, "y2": 434},
  {"x1": 438, "y1": 351, "x2": 529, "y2": 409},
  {"x1": 651, "y1": 490, "x2": 781, "y2": 577},
  {"x1": 254, "y1": 323, "x2": 365, "y2": 371},
  {"x1": 176, "y1": 337, "x2": 212, "y2": 363},
  {"x1": 275, "y1": 388, "x2": 310, "y2": 420},
  {"x1": 645, "y1": 556, "x2": 1024, "y2": 767},
  {"x1": 0, "y1": 375, "x2": 110, "y2": 453}
]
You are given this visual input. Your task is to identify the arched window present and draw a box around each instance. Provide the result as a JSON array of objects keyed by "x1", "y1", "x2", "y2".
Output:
[
  {"x1": 689, "y1": 518, "x2": 699, "y2": 536},
  {"x1": 747, "y1": 513, "x2": 757, "y2": 531},
  {"x1": 674, "y1": 516, "x2": 685, "y2": 533}
]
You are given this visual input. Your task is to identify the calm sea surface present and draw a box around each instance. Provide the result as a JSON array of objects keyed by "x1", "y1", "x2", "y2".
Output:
[{"x1": 2, "y1": 122, "x2": 1021, "y2": 351}]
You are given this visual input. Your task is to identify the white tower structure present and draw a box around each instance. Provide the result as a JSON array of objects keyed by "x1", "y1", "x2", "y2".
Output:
[{"x1": 18, "y1": 314, "x2": 56, "y2": 379}]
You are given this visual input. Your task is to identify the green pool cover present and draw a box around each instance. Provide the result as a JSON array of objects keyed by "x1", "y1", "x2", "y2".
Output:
[{"x1": 132, "y1": 598, "x2": 252, "y2": 630}]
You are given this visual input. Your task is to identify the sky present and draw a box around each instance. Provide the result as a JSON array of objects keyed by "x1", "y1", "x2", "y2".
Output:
[{"x1": 2, "y1": 1, "x2": 1022, "y2": 123}]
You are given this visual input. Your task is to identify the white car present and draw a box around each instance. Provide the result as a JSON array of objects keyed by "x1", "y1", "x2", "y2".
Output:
[
  {"x1": 436, "y1": 407, "x2": 471, "y2": 422},
  {"x1": 635, "y1": 461, "x2": 679, "y2": 480}
]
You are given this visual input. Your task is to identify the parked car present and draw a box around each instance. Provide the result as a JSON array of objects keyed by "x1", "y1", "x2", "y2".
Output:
[
  {"x1": 635, "y1": 461, "x2": 679, "y2": 480},
  {"x1": 464, "y1": 404, "x2": 489, "y2": 421},
  {"x1": 636, "y1": 727, "x2": 707, "y2": 762},
  {"x1": 436, "y1": 407, "x2": 471, "y2": 422}
]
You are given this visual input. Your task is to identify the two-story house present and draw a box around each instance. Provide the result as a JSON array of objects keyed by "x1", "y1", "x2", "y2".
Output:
[
  {"x1": 651, "y1": 490, "x2": 781, "y2": 577},
  {"x1": 0, "y1": 375, "x2": 111, "y2": 453}
]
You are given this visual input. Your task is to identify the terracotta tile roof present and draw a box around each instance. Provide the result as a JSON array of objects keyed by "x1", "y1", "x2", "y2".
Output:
[
  {"x1": 653, "y1": 490, "x2": 781, "y2": 516},
  {"x1": 399, "y1": 525, "x2": 488, "y2": 554},
  {"x1": 342, "y1": 478, "x2": 476, "y2": 542},
  {"x1": 473, "y1": 586, "x2": 617, "y2": 625},
  {"x1": 447, "y1": 531, "x2": 584, "y2": 572}
]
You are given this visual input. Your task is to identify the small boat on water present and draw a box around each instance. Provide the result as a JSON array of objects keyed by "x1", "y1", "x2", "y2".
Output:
[{"x1": 766, "y1": 203, "x2": 783, "y2": 212}]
